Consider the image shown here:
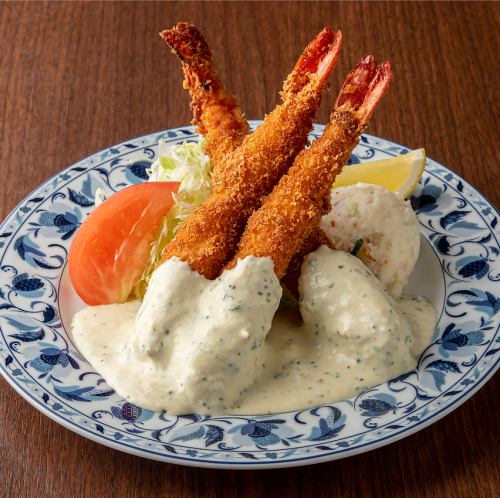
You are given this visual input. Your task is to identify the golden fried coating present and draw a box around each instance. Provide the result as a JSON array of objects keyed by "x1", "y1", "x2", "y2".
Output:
[
  {"x1": 226, "y1": 111, "x2": 361, "y2": 278},
  {"x1": 213, "y1": 80, "x2": 334, "y2": 197},
  {"x1": 158, "y1": 22, "x2": 249, "y2": 280},
  {"x1": 160, "y1": 30, "x2": 342, "y2": 279},
  {"x1": 228, "y1": 56, "x2": 392, "y2": 279},
  {"x1": 211, "y1": 28, "x2": 342, "y2": 193},
  {"x1": 160, "y1": 78, "x2": 339, "y2": 278},
  {"x1": 161, "y1": 24, "x2": 340, "y2": 186},
  {"x1": 160, "y1": 23, "x2": 249, "y2": 170}
]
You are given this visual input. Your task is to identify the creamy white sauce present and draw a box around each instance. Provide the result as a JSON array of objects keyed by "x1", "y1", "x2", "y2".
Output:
[{"x1": 72, "y1": 246, "x2": 436, "y2": 415}]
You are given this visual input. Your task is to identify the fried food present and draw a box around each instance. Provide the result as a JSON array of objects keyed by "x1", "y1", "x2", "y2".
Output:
[
  {"x1": 159, "y1": 28, "x2": 342, "y2": 279},
  {"x1": 160, "y1": 22, "x2": 248, "y2": 172},
  {"x1": 228, "y1": 55, "x2": 391, "y2": 278},
  {"x1": 161, "y1": 24, "x2": 341, "y2": 188}
]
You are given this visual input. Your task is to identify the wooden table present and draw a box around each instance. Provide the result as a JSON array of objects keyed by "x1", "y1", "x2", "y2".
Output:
[{"x1": 1, "y1": 2, "x2": 498, "y2": 496}]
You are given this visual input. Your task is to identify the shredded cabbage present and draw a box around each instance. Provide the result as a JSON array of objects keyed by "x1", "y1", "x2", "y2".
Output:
[{"x1": 131, "y1": 139, "x2": 212, "y2": 298}]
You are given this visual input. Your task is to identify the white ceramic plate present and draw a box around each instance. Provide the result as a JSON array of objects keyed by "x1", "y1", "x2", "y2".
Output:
[{"x1": 0, "y1": 122, "x2": 498, "y2": 468}]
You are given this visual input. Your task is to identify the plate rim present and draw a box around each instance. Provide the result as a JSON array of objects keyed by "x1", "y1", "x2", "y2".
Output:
[
  {"x1": 0, "y1": 123, "x2": 498, "y2": 468},
  {"x1": 0, "y1": 337, "x2": 497, "y2": 469}
]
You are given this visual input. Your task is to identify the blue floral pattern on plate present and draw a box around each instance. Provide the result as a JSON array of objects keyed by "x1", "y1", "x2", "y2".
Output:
[{"x1": 0, "y1": 122, "x2": 498, "y2": 468}]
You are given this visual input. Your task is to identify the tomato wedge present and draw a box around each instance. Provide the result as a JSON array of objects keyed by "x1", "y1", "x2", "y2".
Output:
[{"x1": 69, "y1": 182, "x2": 179, "y2": 305}]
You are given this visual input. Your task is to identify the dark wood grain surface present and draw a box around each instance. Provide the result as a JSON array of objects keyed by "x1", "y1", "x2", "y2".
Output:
[{"x1": 0, "y1": 2, "x2": 498, "y2": 497}]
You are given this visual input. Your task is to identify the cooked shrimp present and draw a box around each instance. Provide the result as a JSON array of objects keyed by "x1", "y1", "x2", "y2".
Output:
[
  {"x1": 227, "y1": 55, "x2": 391, "y2": 278},
  {"x1": 212, "y1": 28, "x2": 342, "y2": 195},
  {"x1": 160, "y1": 22, "x2": 248, "y2": 170},
  {"x1": 161, "y1": 23, "x2": 341, "y2": 183},
  {"x1": 159, "y1": 29, "x2": 342, "y2": 279}
]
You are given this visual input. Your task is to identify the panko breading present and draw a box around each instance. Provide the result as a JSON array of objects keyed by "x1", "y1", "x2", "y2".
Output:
[
  {"x1": 160, "y1": 23, "x2": 249, "y2": 170},
  {"x1": 160, "y1": 28, "x2": 342, "y2": 278},
  {"x1": 228, "y1": 56, "x2": 391, "y2": 278}
]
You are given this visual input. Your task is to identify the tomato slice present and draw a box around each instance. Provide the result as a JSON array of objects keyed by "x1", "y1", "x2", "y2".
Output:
[{"x1": 68, "y1": 182, "x2": 179, "y2": 305}]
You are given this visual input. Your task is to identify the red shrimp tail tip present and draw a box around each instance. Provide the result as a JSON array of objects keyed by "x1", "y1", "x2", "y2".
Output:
[
  {"x1": 316, "y1": 31, "x2": 343, "y2": 81},
  {"x1": 282, "y1": 29, "x2": 342, "y2": 99},
  {"x1": 160, "y1": 22, "x2": 213, "y2": 77},
  {"x1": 293, "y1": 28, "x2": 342, "y2": 77},
  {"x1": 335, "y1": 56, "x2": 391, "y2": 124},
  {"x1": 360, "y1": 61, "x2": 391, "y2": 122}
]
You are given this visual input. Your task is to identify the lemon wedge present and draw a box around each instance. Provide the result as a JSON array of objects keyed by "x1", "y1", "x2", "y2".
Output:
[{"x1": 333, "y1": 148, "x2": 426, "y2": 198}]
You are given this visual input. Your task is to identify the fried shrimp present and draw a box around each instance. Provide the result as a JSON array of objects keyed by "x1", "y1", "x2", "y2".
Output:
[
  {"x1": 160, "y1": 22, "x2": 248, "y2": 171},
  {"x1": 161, "y1": 23, "x2": 340, "y2": 185},
  {"x1": 159, "y1": 29, "x2": 342, "y2": 279},
  {"x1": 227, "y1": 55, "x2": 391, "y2": 278}
]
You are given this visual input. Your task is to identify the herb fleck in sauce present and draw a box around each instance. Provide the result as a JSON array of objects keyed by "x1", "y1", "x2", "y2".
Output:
[{"x1": 72, "y1": 248, "x2": 436, "y2": 415}]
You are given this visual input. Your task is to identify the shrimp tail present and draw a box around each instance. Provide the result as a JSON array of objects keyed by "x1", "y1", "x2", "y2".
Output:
[
  {"x1": 335, "y1": 55, "x2": 391, "y2": 125},
  {"x1": 227, "y1": 55, "x2": 391, "y2": 278},
  {"x1": 160, "y1": 22, "x2": 249, "y2": 164},
  {"x1": 282, "y1": 28, "x2": 342, "y2": 100},
  {"x1": 160, "y1": 29, "x2": 343, "y2": 279},
  {"x1": 213, "y1": 29, "x2": 342, "y2": 196}
]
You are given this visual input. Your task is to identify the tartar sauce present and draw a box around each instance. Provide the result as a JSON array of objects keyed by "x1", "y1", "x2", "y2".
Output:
[{"x1": 72, "y1": 246, "x2": 436, "y2": 415}]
